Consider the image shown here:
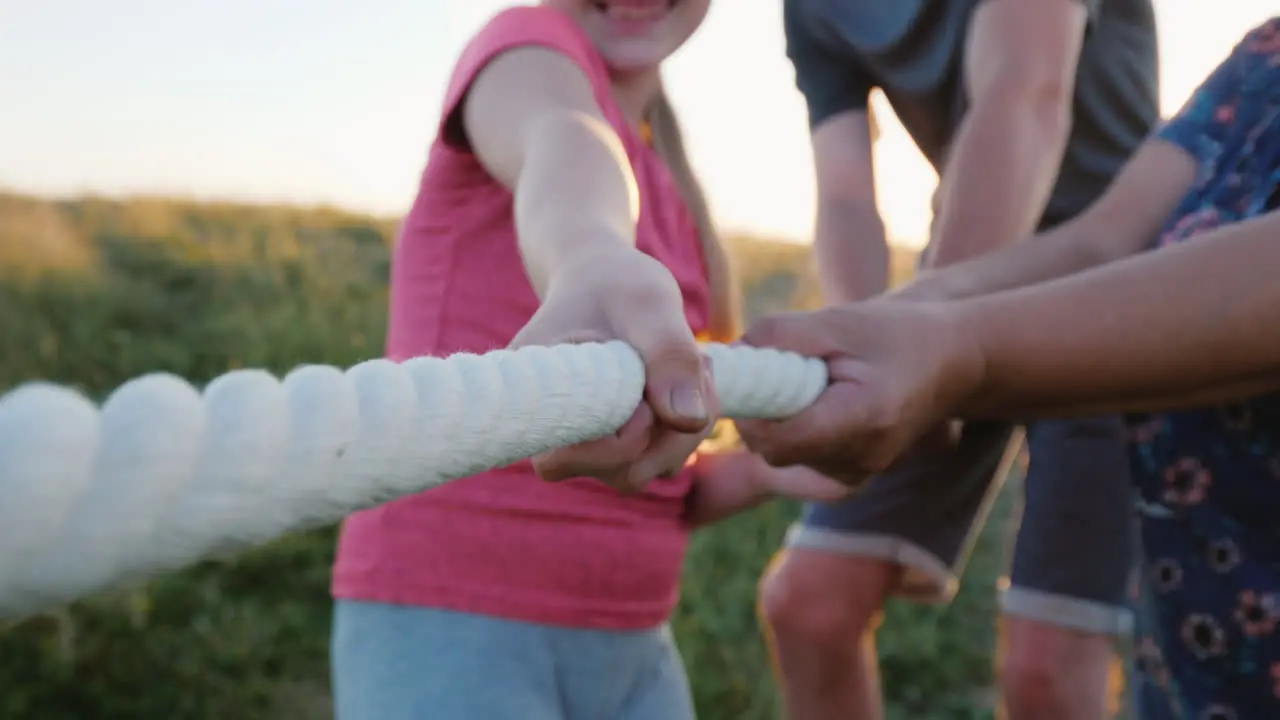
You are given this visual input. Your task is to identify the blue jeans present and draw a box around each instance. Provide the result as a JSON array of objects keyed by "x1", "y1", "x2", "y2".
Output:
[{"x1": 331, "y1": 600, "x2": 696, "y2": 720}]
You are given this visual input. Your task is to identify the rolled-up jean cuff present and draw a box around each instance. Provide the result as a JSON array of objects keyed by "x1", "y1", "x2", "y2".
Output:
[
  {"x1": 784, "y1": 524, "x2": 960, "y2": 604},
  {"x1": 1000, "y1": 585, "x2": 1133, "y2": 636}
]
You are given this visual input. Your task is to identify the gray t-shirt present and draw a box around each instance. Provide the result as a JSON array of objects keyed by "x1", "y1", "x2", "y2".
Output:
[{"x1": 784, "y1": 0, "x2": 1160, "y2": 225}]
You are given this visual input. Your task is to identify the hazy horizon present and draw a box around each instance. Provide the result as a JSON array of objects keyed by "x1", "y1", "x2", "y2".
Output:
[{"x1": 1, "y1": 2, "x2": 1275, "y2": 248}]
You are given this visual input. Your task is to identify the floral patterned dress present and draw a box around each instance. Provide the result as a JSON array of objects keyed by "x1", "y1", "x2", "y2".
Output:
[{"x1": 1128, "y1": 17, "x2": 1280, "y2": 720}]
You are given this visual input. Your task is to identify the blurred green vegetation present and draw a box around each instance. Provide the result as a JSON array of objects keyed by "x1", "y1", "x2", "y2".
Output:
[{"x1": 0, "y1": 191, "x2": 1019, "y2": 718}]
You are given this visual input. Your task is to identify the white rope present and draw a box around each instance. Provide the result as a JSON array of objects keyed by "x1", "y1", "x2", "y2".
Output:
[{"x1": 0, "y1": 342, "x2": 825, "y2": 620}]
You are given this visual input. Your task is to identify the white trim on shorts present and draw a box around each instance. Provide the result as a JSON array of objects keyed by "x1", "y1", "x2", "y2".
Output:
[
  {"x1": 783, "y1": 525, "x2": 1134, "y2": 637},
  {"x1": 783, "y1": 524, "x2": 960, "y2": 603},
  {"x1": 1000, "y1": 585, "x2": 1133, "y2": 636}
]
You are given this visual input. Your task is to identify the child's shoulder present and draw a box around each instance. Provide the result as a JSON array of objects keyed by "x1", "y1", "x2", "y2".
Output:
[
  {"x1": 443, "y1": 5, "x2": 610, "y2": 109},
  {"x1": 435, "y1": 5, "x2": 612, "y2": 148}
]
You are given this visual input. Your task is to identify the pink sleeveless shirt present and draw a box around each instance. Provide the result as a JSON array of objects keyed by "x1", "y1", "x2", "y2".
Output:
[{"x1": 330, "y1": 6, "x2": 712, "y2": 631}]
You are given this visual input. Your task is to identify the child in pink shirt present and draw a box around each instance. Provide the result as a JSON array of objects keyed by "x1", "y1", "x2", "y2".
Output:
[{"x1": 329, "y1": 2, "x2": 847, "y2": 718}]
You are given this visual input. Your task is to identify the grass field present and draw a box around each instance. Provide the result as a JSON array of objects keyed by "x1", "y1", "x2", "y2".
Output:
[{"x1": 0, "y1": 192, "x2": 1129, "y2": 718}]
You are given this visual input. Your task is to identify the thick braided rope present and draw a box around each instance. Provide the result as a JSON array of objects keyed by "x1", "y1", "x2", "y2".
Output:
[{"x1": 0, "y1": 342, "x2": 825, "y2": 620}]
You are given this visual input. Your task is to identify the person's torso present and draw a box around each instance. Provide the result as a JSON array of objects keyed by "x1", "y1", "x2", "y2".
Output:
[
  {"x1": 787, "y1": 0, "x2": 1160, "y2": 224},
  {"x1": 1127, "y1": 22, "x2": 1280, "y2": 716},
  {"x1": 333, "y1": 8, "x2": 711, "y2": 631}
]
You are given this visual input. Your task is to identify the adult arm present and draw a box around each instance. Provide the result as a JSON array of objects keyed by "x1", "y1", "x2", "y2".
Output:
[
  {"x1": 927, "y1": 15, "x2": 1280, "y2": 413},
  {"x1": 734, "y1": 218, "x2": 1280, "y2": 484},
  {"x1": 784, "y1": 0, "x2": 888, "y2": 303},
  {"x1": 733, "y1": 213, "x2": 1280, "y2": 481},
  {"x1": 811, "y1": 114, "x2": 891, "y2": 303},
  {"x1": 896, "y1": 14, "x2": 1267, "y2": 303},
  {"x1": 733, "y1": 23, "x2": 1278, "y2": 482},
  {"x1": 895, "y1": 138, "x2": 1196, "y2": 301},
  {"x1": 960, "y1": 209, "x2": 1280, "y2": 418},
  {"x1": 925, "y1": 0, "x2": 1091, "y2": 268}
]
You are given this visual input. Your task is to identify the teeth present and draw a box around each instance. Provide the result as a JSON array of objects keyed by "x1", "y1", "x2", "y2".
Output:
[{"x1": 602, "y1": 2, "x2": 666, "y2": 20}]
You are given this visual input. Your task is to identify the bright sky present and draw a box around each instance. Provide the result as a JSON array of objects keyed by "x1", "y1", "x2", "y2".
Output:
[{"x1": 0, "y1": 1, "x2": 1274, "y2": 249}]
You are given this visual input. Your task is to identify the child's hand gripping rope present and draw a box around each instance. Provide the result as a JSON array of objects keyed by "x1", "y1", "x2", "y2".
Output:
[{"x1": 511, "y1": 246, "x2": 723, "y2": 493}]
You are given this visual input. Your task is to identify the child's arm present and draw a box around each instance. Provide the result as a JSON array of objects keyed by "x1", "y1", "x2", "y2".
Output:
[
  {"x1": 463, "y1": 48, "x2": 643, "y2": 294},
  {"x1": 459, "y1": 46, "x2": 715, "y2": 487},
  {"x1": 683, "y1": 450, "x2": 849, "y2": 528}
]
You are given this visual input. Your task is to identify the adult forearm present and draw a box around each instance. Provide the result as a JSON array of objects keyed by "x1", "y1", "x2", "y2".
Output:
[
  {"x1": 899, "y1": 141, "x2": 1200, "y2": 303},
  {"x1": 928, "y1": 97, "x2": 1070, "y2": 269},
  {"x1": 814, "y1": 200, "x2": 890, "y2": 303},
  {"x1": 895, "y1": 219, "x2": 1112, "y2": 302},
  {"x1": 959, "y1": 211, "x2": 1280, "y2": 418},
  {"x1": 513, "y1": 111, "x2": 640, "y2": 297}
]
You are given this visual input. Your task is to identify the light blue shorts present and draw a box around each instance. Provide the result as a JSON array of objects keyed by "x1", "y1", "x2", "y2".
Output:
[{"x1": 331, "y1": 600, "x2": 696, "y2": 720}]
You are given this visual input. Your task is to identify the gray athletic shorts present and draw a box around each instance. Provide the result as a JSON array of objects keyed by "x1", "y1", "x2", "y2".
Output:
[{"x1": 784, "y1": 417, "x2": 1136, "y2": 636}]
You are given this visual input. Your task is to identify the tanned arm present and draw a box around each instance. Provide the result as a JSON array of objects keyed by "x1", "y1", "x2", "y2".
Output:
[
  {"x1": 926, "y1": 0, "x2": 1089, "y2": 268},
  {"x1": 811, "y1": 112, "x2": 890, "y2": 303},
  {"x1": 895, "y1": 139, "x2": 1197, "y2": 302},
  {"x1": 958, "y1": 209, "x2": 1280, "y2": 418}
]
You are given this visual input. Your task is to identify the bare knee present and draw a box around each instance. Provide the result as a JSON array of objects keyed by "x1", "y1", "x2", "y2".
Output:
[
  {"x1": 1001, "y1": 647, "x2": 1064, "y2": 717},
  {"x1": 759, "y1": 549, "x2": 896, "y2": 656},
  {"x1": 999, "y1": 617, "x2": 1116, "y2": 720}
]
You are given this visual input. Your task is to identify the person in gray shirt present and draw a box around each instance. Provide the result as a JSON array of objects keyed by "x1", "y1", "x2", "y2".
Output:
[{"x1": 758, "y1": 0, "x2": 1159, "y2": 718}]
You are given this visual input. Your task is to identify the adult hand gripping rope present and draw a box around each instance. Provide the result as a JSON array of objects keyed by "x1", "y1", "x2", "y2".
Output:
[{"x1": 0, "y1": 342, "x2": 826, "y2": 620}]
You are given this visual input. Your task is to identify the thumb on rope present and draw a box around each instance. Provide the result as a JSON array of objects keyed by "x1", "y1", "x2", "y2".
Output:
[{"x1": 630, "y1": 319, "x2": 713, "y2": 434}]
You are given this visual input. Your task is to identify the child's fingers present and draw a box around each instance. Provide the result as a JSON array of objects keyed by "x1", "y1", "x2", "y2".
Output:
[
  {"x1": 629, "y1": 362, "x2": 721, "y2": 482},
  {"x1": 532, "y1": 404, "x2": 654, "y2": 483},
  {"x1": 625, "y1": 426, "x2": 711, "y2": 487}
]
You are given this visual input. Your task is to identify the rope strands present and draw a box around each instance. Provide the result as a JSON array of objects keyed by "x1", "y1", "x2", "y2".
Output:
[{"x1": 0, "y1": 341, "x2": 826, "y2": 620}]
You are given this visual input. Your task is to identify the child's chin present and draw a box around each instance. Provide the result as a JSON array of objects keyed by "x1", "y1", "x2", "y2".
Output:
[{"x1": 600, "y1": 42, "x2": 671, "y2": 72}]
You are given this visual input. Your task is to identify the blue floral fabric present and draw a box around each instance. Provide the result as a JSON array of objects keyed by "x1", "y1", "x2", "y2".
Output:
[{"x1": 1127, "y1": 18, "x2": 1280, "y2": 720}]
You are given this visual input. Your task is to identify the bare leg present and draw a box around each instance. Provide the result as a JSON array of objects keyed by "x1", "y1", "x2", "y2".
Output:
[
  {"x1": 998, "y1": 615, "x2": 1120, "y2": 720},
  {"x1": 758, "y1": 548, "x2": 901, "y2": 720}
]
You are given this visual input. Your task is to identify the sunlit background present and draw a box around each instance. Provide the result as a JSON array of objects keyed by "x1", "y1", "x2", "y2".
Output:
[
  {"x1": 0, "y1": 6, "x2": 1276, "y2": 717},
  {"x1": 1, "y1": 1, "x2": 1275, "y2": 249}
]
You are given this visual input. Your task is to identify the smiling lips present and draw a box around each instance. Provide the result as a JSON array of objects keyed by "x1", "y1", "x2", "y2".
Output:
[{"x1": 593, "y1": 0, "x2": 676, "y2": 23}]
